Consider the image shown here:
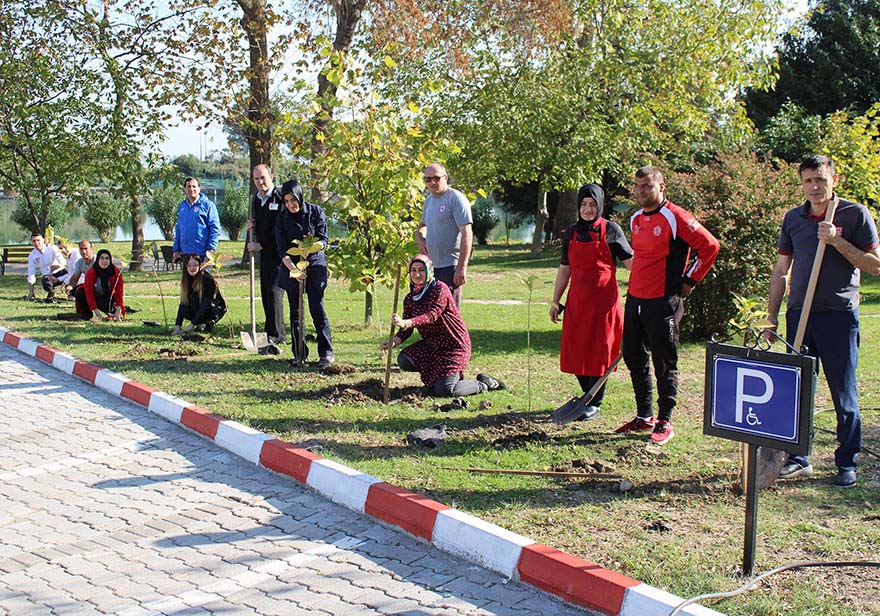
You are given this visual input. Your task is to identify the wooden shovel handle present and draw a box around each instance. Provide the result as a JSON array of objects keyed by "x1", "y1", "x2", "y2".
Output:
[
  {"x1": 383, "y1": 265, "x2": 403, "y2": 404},
  {"x1": 793, "y1": 197, "x2": 838, "y2": 350}
]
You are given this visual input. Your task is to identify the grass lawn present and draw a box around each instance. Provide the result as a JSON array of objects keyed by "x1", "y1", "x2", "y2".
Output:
[{"x1": 1, "y1": 241, "x2": 878, "y2": 616}]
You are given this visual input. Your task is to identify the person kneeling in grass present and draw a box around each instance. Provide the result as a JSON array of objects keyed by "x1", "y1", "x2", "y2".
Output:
[
  {"x1": 83, "y1": 249, "x2": 125, "y2": 323},
  {"x1": 172, "y1": 254, "x2": 226, "y2": 335},
  {"x1": 381, "y1": 254, "x2": 505, "y2": 397}
]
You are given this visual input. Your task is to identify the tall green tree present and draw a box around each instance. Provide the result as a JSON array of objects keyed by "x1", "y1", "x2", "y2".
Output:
[
  {"x1": 373, "y1": 0, "x2": 783, "y2": 255},
  {"x1": 746, "y1": 0, "x2": 880, "y2": 128},
  {"x1": 320, "y1": 102, "x2": 458, "y2": 323},
  {"x1": 0, "y1": 3, "x2": 107, "y2": 235}
]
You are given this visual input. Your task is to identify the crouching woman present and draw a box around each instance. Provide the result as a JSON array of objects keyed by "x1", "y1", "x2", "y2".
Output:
[
  {"x1": 83, "y1": 249, "x2": 125, "y2": 323},
  {"x1": 172, "y1": 254, "x2": 226, "y2": 334},
  {"x1": 381, "y1": 254, "x2": 504, "y2": 397}
]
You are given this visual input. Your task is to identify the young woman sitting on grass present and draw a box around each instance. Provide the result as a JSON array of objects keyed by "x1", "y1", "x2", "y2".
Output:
[
  {"x1": 82, "y1": 249, "x2": 125, "y2": 323},
  {"x1": 171, "y1": 254, "x2": 226, "y2": 335},
  {"x1": 381, "y1": 254, "x2": 505, "y2": 398}
]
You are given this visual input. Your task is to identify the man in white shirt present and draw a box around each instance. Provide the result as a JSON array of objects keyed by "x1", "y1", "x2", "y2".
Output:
[
  {"x1": 26, "y1": 233, "x2": 66, "y2": 302},
  {"x1": 54, "y1": 239, "x2": 81, "y2": 296}
]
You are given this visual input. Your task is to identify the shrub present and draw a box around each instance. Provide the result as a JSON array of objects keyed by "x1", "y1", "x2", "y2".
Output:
[
  {"x1": 820, "y1": 103, "x2": 880, "y2": 209},
  {"x1": 665, "y1": 150, "x2": 801, "y2": 342},
  {"x1": 472, "y1": 196, "x2": 500, "y2": 245},
  {"x1": 82, "y1": 192, "x2": 129, "y2": 242},
  {"x1": 146, "y1": 185, "x2": 181, "y2": 241},
  {"x1": 12, "y1": 196, "x2": 71, "y2": 236},
  {"x1": 220, "y1": 181, "x2": 250, "y2": 241}
]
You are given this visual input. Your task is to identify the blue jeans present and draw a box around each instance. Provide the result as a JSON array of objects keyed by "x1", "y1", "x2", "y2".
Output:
[{"x1": 786, "y1": 309, "x2": 861, "y2": 472}]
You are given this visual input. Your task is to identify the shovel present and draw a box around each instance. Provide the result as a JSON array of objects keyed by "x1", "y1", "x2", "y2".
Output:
[
  {"x1": 241, "y1": 209, "x2": 271, "y2": 353},
  {"x1": 552, "y1": 354, "x2": 623, "y2": 424}
]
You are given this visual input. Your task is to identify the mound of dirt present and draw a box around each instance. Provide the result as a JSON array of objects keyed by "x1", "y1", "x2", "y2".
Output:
[
  {"x1": 328, "y1": 386, "x2": 374, "y2": 404},
  {"x1": 157, "y1": 345, "x2": 202, "y2": 359},
  {"x1": 492, "y1": 431, "x2": 549, "y2": 449},
  {"x1": 321, "y1": 362, "x2": 357, "y2": 375},
  {"x1": 615, "y1": 442, "x2": 669, "y2": 465}
]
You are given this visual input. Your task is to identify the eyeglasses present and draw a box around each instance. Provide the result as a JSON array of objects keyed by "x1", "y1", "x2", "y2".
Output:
[{"x1": 424, "y1": 175, "x2": 444, "y2": 182}]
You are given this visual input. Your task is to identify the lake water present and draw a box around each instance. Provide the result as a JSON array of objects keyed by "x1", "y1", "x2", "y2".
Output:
[{"x1": 0, "y1": 193, "x2": 230, "y2": 246}]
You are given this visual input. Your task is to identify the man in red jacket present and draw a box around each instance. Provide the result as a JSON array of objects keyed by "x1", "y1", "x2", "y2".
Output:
[{"x1": 617, "y1": 166, "x2": 720, "y2": 444}]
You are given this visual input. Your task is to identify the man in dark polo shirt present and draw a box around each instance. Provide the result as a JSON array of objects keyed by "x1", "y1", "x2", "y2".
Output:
[
  {"x1": 766, "y1": 154, "x2": 880, "y2": 488},
  {"x1": 247, "y1": 164, "x2": 286, "y2": 344}
]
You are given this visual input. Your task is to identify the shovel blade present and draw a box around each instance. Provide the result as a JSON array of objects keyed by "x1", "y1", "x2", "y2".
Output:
[
  {"x1": 240, "y1": 331, "x2": 269, "y2": 352},
  {"x1": 551, "y1": 394, "x2": 591, "y2": 425}
]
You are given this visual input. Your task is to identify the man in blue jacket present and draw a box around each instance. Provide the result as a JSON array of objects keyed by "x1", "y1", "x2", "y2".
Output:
[{"x1": 172, "y1": 177, "x2": 220, "y2": 263}]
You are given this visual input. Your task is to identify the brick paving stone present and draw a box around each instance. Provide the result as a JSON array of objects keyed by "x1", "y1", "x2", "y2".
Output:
[{"x1": 0, "y1": 345, "x2": 590, "y2": 616}]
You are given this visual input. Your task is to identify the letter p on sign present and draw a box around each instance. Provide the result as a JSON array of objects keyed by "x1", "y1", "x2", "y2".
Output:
[{"x1": 735, "y1": 368, "x2": 773, "y2": 423}]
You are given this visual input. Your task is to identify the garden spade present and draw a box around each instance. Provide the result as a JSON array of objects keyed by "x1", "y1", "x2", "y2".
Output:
[
  {"x1": 551, "y1": 354, "x2": 623, "y2": 424},
  {"x1": 241, "y1": 209, "x2": 270, "y2": 353}
]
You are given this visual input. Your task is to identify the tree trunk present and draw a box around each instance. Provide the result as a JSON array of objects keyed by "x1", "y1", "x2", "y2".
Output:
[
  {"x1": 554, "y1": 188, "x2": 578, "y2": 239},
  {"x1": 530, "y1": 187, "x2": 547, "y2": 257},
  {"x1": 237, "y1": 0, "x2": 271, "y2": 265},
  {"x1": 128, "y1": 193, "x2": 144, "y2": 272},
  {"x1": 239, "y1": 0, "x2": 272, "y2": 171},
  {"x1": 309, "y1": 0, "x2": 367, "y2": 204},
  {"x1": 364, "y1": 289, "x2": 374, "y2": 324}
]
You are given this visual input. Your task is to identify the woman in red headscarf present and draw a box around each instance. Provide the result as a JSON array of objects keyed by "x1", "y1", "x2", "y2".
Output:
[
  {"x1": 550, "y1": 184, "x2": 633, "y2": 420},
  {"x1": 83, "y1": 249, "x2": 125, "y2": 322},
  {"x1": 382, "y1": 254, "x2": 504, "y2": 397}
]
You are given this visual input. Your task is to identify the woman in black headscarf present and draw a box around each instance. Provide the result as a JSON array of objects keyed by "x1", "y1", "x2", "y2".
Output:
[
  {"x1": 82, "y1": 249, "x2": 125, "y2": 322},
  {"x1": 172, "y1": 254, "x2": 226, "y2": 334},
  {"x1": 549, "y1": 184, "x2": 633, "y2": 420}
]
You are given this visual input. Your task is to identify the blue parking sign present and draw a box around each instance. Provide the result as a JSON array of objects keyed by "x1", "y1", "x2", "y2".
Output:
[{"x1": 704, "y1": 343, "x2": 815, "y2": 455}]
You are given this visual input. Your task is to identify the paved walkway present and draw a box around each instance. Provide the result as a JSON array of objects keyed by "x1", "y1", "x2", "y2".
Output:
[{"x1": 0, "y1": 345, "x2": 589, "y2": 616}]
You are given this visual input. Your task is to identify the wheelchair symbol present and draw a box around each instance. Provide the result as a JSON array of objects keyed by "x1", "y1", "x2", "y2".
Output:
[{"x1": 745, "y1": 407, "x2": 762, "y2": 426}]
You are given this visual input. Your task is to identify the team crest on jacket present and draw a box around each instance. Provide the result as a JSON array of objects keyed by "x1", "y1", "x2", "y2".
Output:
[
  {"x1": 687, "y1": 218, "x2": 700, "y2": 232},
  {"x1": 653, "y1": 225, "x2": 662, "y2": 236}
]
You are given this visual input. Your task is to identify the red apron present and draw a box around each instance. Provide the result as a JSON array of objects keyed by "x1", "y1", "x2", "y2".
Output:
[{"x1": 560, "y1": 219, "x2": 623, "y2": 376}]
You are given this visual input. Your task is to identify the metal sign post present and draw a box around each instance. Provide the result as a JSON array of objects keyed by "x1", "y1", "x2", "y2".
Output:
[{"x1": 704, "y1": 341, "x2": 816, "y2": 576}]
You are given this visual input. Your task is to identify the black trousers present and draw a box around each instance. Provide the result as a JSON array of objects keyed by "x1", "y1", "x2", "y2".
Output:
[
  {"x1": 622, "y1": 295, "x2": 684, "y2": 422},
  {"x1": 259, "y1": 255, "x2": 285, "y2": 340},
  {"x1": 575, "y1": 375, "x2": 607, "y2": 407},
  {"x1": 397, "y1": 353, "x2": 483, "y2": 397},
  {"x1": 285, "y1": 265, "x2": 332, "y2": 361}
]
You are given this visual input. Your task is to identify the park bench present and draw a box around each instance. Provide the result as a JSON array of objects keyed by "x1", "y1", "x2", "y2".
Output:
[{"x1": 1, "y1": 246, "x2": 31, "y2": 275}]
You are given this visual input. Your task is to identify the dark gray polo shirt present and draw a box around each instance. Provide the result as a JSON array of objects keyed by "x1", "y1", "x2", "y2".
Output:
[{"x1": 778, "y1": 197, "x2": 879, "y2": 312}]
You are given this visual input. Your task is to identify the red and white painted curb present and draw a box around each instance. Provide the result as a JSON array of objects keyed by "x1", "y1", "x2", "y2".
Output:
[{"x1": 0, "y1": 326, "x2": 723, "y2": 616}]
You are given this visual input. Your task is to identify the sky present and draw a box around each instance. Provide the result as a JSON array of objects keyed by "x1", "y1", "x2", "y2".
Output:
[
  {"x1": 160, "y1": 118, "x2": 228, "y2": 160},
  {"x1": 158, "y1": 0, "x2": 813, "y2": 160}
]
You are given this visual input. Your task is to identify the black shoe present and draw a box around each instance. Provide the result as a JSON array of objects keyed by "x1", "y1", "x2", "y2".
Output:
[
  {"x1": 833, "y1": 470, "x2": 856, "y2": 488},
  {"x1": 317, "y1": 355, "x2": 334, "y2": 369},
  {"x1": 476, "y1": 373, "x2": 506, "y2": 391},
  {"x1": 779, "y1": 460, "x2": 813, "y2": 479}
]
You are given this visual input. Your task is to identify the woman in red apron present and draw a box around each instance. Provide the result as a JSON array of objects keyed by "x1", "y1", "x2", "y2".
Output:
[{"x1": 550, "y1": 184, "x2": 633, "y2": 420}]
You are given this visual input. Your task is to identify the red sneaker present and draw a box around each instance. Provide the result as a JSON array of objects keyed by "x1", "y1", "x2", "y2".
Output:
[
  {"x1": 650, "y1": 420, "x2": 674, "y2": 445},
  {"x1": 615, "y1": 415, "x2": 656, "y2": 433}
]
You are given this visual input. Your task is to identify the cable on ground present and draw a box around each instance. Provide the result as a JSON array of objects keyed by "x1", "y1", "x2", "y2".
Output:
[{"x1": 668, "y1": 560, "x2": 880, "y2": 615}]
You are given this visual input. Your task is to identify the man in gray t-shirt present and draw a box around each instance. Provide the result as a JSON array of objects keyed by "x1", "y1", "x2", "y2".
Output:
[
  {"x1": 416, "y1": 163, "x2": 473, "y2": 305},
  {"x1": 765, "y1": 154, "x2": 880, "y2": 488}
]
